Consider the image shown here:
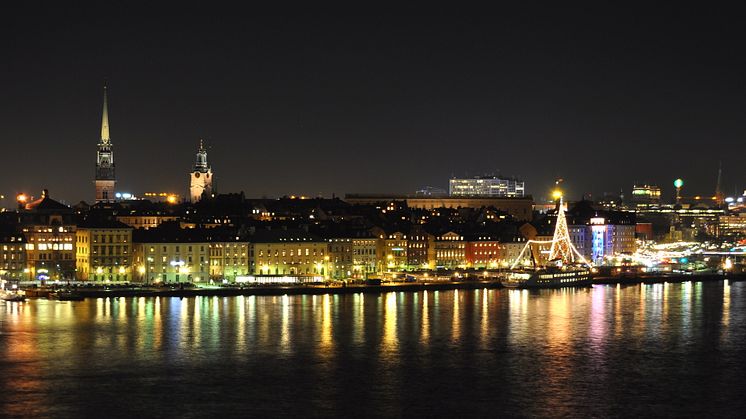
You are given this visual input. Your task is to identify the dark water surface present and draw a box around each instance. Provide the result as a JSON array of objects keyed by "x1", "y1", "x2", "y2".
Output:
[{"x1": 2, "y1": 282, "x2": 746, "y2": 418}]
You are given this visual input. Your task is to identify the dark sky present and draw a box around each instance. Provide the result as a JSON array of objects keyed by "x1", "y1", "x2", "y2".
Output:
[{"x1": 2, "y1": 4, "x2": 745, "y2": 205}]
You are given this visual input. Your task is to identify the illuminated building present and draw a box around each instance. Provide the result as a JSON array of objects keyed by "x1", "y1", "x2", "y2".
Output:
[
  {"x1": 19, "y1": 190, "x2": 76, "y2": 280},
  {"x1": 465, "y1": 235, "x2": 503, "y2": 268},
  {"x1": 116, "y1": 213, "x2": 179, "y2": 229},
  {"x1": 344, "y1": 194, "x2": 533, "y2": 221},
  {"x1": 208, "y1": 236, "x2": 249, "y2": 282},
  {"x1": 327, "y1": 238, "x2": 353, "y2": 279},
  {"x1": 0, "y1": 231, "x2": 26, "y2": 280},
  {"x1": 189, "y1": 140, "x2": 213, "y2": 202},
  {"x1": 435, "y1": 231, "x2": 466, "y2": 269},
  {"x1": 502, "y1": 239, "x2": 528, "y2": 267},
  {"x1": 631, "y1": 184, "x2": 661, "y2": 207},
  {"x1": 564, "y1": 201, "x2": 636, "y2": 265},
  {"x1": 718, "y1": 214, "x2": 746, "y2": 238},
  {"x1": 406, "y1": 227, "x2": 435, "y2": 270},
  {"x1": 380, "y1": 231, "x2": 408, "y2": 270},
  {"x1": 95, "y1": 84, "x2": 116, "y2": 203},
  {"x1": 449, "y1": 176, "x2": 525, "y2": 197},
  {"x1": 249, "y1": 230, "x2": 328, "y2": 276},
  {"x1": 75, "y1": 220, "x2": 133, "y2": 281},
  {"x1": 132, "y1": 224, "x2": 210, "y2": 283},
  {"x1": 142, "y1": 192, "x2": 181, "y2": 203},
  {"x1": 205, "y1": 227, "x2": 252, "y2": 282},
  {"x1": 352, "y1": 236, "x2": 380, "y2": 278}
]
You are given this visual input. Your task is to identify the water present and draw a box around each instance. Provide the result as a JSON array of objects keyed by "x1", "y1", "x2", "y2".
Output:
[{"x1": 1, "y1": 282, "x2": 745, "y2": 418}]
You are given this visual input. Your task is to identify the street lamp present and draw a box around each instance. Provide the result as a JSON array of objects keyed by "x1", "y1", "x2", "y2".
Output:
[{"x1": 674, "y1": 178, "x2": 684, "y2": 205}]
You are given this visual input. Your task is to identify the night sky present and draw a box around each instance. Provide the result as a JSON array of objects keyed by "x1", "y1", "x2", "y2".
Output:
[{"x1": 2, "y1": 4, "x2": 745, "y2": 205}]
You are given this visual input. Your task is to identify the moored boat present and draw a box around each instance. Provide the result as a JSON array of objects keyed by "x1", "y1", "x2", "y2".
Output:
[
  {"x1": 501, "y1": 191, "x2": 594, "y2": 289},
  {"x1": 1, "y1": 291, "x2": 26, "y2": 302},
  {"x1": 501, "y1": 266, "x2": 592, "y2": 289},
  {"x1": 49, "y1": 291, "x2": 85, "y2": 301}
]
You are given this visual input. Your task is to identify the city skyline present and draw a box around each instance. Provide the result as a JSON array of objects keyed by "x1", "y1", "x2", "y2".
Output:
[{"x1": 2, "y1": 5, "x2": 746, "y2": 203}]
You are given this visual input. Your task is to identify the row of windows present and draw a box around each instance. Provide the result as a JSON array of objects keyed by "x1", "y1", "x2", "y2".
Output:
[
  {"x1": 1, "y1": 263, "x2": 22, "y2": 269},
  {"x1": 90, "y1": 234, "x2": 129, "y2": 244},
  {"x1": 90, "y1": 246, "x2": 129, "y2": 255},
  {"x1": 211, "y1": 258, "x2": 247, "y2": 266},
  {"x1": 25, "y1": 243, "x2": 74, "y2": 250},
  {"x1": 353, "y1": 249, "x2": 376, "y2": 255},
  {"x1": 37, "y1": 253, "x2": 73, "y2": 260},
  {"x1": 149, "y1": 246, "x2": 206, "y2": 253},
  {"x1": 258, "y1": 249, "x2": 324, "y2": 257}
]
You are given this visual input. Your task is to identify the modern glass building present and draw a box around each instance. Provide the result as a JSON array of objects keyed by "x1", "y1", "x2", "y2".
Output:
[{"x1": 449, "y1": 176, "x2": 525, "y2": 197}]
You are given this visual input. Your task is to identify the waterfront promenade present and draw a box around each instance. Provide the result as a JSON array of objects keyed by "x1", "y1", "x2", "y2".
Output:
[{"x1": 17, "y1": 272, "x2": 746, "y2": 299}]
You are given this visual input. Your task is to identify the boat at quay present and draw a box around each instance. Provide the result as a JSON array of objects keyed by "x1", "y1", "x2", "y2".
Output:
[
  {"x1": 501, "y1": 266, "x2": 592, "y2": 288},
  {"x1": 1, "y1": 290, "x2": 26, "y2": 302},
  {"x1": 500, "y1": 192, "x2": 594, "y2": 289}
]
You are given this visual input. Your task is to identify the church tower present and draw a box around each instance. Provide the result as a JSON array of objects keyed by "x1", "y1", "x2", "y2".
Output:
[
  {"x1": 95, "y1": 84, "x2": 116, "y2": 203},
  {"x1": 190, "y1": 139, "x2": 213, "y2": 202}
]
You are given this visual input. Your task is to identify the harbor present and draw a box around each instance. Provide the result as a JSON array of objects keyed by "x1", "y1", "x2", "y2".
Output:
[{"x1": 6, "y1": 270, "x2": 743, "y2": 300}]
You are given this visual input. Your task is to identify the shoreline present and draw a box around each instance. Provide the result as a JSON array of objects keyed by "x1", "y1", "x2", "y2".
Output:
[{"x1": 17, "y1": 272, "x2": 746, "y2": 299}]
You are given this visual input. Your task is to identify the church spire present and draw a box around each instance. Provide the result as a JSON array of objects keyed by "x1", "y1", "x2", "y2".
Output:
[
  {"x1": 715, "y1": 161, "x2": 724, "y2": 206},
  {"x1": 95, "y1": 82, "x2": 116, "y2": 203},
  {"x1": 101, "y1": 83, "x2": 110, "y2": 143},
  {"x1": 194, "y1": 139, "x2": 209, "y2": 172}
]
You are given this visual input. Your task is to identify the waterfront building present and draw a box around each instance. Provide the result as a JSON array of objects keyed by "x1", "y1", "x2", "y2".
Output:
[
  {"x1": 449, "y1": 176, "x2": 525, "y2": 198},
  {"x1": 19, "y1": 190, "x2": 76, "y2": 280},
  {"x1": 75, "y1": 219, "x2": 133, "y2": 281},
  {"x1": 435, "y1": 231, "x2": 466, "y2": 269},
  {"x1": 502, "y1": 239, "x2": 528, "y2": 267},
  {"x1": 189, "y1": 140, "x2": 213, "y2": 202},
  {"x1": 407, "y1": 227, "x2": 435, "y2": 270},
  {"x1": 0, "y1": 230, "x2": 26, "y2": 281},
  {"x1": 327, "y1": 238, "x2": 353, "y2": 279},
  {"x1": 351, "y1": 236, "x2": 380, "y2": 278},
  {"x1": 95, "y1": 85, "x2": 116, "y2": 203},
  {"x1": 249, "y1": 229, "x2": 328, "y2": 276},
  {"x1": 565, "y1": 201, "x2": 637, "y2": 265},
  {"x1": 380, "y1": 230, "x2": 408, "y2": 271},
  {"x1": 133, "y1": 224, "x2": 210, "y2": 283},
  {"x1": 465, "y1": 235, "x2": 504, "y2": 268},
  {"x1": 207, "y1": 232, "x2": 250, "y2": 282}
]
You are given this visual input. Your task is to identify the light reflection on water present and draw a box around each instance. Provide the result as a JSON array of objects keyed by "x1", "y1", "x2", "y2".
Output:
[{"x1": 0, "y1": 281, "x2": 744, "y2": 417}]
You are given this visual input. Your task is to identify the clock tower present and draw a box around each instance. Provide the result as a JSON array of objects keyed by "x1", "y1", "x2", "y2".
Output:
[
  {"x1": 190, "y1": 139, "x2": 213, "y2": 202},
  {"x1": 95, "y1": 84, "x2": 116, "y2": 203}
]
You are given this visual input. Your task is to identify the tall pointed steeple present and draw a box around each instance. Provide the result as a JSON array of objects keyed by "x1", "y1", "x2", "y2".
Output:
[
  {"x1": 101, "y1": 83, "x2": 110, "y2": 143},
  {"x1": 95, "y1": 82, "x2": 116, "y2": 203},
  {"x1": 715, "y1": 161, "x2": 724, "y2": 206}
]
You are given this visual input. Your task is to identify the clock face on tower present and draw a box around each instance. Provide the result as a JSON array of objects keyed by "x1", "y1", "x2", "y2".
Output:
[{"x1": 194, "y1": 172, "x2": 201, "y2": 178}]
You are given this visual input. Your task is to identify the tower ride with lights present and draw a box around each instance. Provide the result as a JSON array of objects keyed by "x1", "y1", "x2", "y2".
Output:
[
  {"x1": 95, "y1": 84, "x2": 116, "y2": 203},
  {"x1": 501, "y1": 189, "x2": 592, "y2": 288}
]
